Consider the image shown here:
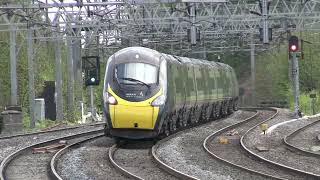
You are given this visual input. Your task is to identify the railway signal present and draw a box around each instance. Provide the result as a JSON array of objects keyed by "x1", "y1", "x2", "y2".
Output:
[
  {"x1": 82, "y1": 56, "x2": 100, "y2": 86},
  {"x1": 288, "y1": 36, "x2": 299, "y2": 52},
  {"x1": 288, "y1": 35, "x2": 301, "y2": 118}
]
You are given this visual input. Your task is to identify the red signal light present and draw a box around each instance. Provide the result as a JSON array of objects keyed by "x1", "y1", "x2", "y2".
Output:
[
  {"x1": 290, "y1": 45, "x2": 297, "y2": 52},
  {"x1": 288, "y1": 36, "x2": 299, "y2": 52}
]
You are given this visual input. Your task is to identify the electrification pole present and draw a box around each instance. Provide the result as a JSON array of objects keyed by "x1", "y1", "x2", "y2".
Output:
[
  {"x1": 10, "y1": 25, "x2": 17, "y2": 106},
  {"x1": 27, "y1": 27, "x2": 35, "y2": 128},
  {"x1": 72, "y1": 38, "x2": 82, "y2": 111},
  {"x1": 55, "y1": 33, "x2": 63, "y2": 121},
  {"x1": 67, "y1": 37, "x2": 75, "y2": 120},
  {"x1": 190, "y1": 2, "x2": 197, "y2": 45},
  {"x1": 262, "y1": 0, "x2": 269, "y2": 44},
  {"x1": 250, "y1": 35, "x2": 256, "y2": 106}
]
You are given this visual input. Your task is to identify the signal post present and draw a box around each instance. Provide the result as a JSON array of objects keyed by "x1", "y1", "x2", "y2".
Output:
[
  {"x1": 288, "y1": 36, "x2": 301, "y2": 118},
  {"x1": 82, "y1": 56, "x2": 100, "y2": 121}
]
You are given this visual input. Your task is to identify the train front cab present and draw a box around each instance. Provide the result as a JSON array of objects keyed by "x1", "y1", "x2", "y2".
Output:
[{"x1": 103, "y1": 50, "x2": 167, "y2": 139}]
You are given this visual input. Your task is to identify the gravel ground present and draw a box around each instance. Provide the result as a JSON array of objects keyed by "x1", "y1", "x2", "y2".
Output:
[
  {"x1": 6, "y1": 152, "x2": 51, "y2": 180},
  {"x1": 208, "y1": 109, "x2": 307, "y2": 180},
  {"x1": 288, "y1": 120, "x2": 320, "y2": 154},
  {"x1": 57, "y1": 137, "x2": 127, "y2": 180},
  {"x1": 243, "y1": 109, "x2": 320, "y2": 176},
  {"x1": 156, "y1": 110, "x2": 271, "y2": 180},
  {"x1": 0, "y1": 124, "x2": 104, "y2": 163},
  {"x1": 113, "y1": 141, "x2": 177, "y2": 180},
  {"x1": 4, "y1": 133, "x2": 103, "y2": 180}
]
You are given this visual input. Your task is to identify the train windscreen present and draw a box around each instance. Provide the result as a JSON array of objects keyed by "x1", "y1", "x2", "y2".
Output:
[{"x1": 115, "y1": 63, "x2": 158, "y2": 86}]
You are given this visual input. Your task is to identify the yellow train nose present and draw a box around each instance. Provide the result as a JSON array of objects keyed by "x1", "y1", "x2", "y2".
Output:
[
  {"x1": 113, "y1": 105, "x2": 156, "y2": 129},
  {"x1": 107, "y1": 86, "x2": 161, "y2": 129}
]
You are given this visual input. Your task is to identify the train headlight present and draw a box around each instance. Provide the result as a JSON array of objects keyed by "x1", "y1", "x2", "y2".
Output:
[
  {"x1": 106, "y1": 93, "x2": 118, "y2": 105},
  {"x1": 151, "y1": 95, "x2": 166, "y2": 106}
]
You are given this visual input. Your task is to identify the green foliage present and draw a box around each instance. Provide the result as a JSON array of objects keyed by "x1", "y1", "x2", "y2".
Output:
[
  {"x1": 291, "y1": 92, "x2": 320, "y2": 116},
  {"x1": 256, "y1": 44, "x2": 291, "y2": 104},
  {"x1": 22, "y1": 110, "x2": 77, "y2": 132},
  {"x1": 0, "y1": 32, "x2": 10, "y2": 106},
  {"x1": 220, "y1": 52, "x2": 250, "y2": 79},
  {"x1": 255, "y1": 32, "x2": 320, "y2": 114}
]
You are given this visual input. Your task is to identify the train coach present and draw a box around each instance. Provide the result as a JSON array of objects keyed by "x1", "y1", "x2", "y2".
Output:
[{"x1": 103, "y1": 47, "x2": 239, "y2": 140}]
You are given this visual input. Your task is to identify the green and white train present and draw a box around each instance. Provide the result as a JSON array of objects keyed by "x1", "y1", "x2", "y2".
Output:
[{"x1": 103, "y1": 47, "x2": 239, "y2": 139}]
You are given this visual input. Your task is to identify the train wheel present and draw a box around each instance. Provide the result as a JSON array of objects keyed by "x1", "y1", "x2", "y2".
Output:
[
  {"x1": 206, "y1": 104, "x2": 213, "y2": 121},
  {"x1": 114, "y1": 137, "x2": 125, "y2": 146},
  {"x1": 104, "y1": 125, "x2": 111, "y2": 137},
  {"x1": 228, "y1": 100, "x2": 234, "y2": 114},
  {"x1": 170, "y1": 121, "x2": 177, "y2": 133},
  {"x1": 215, "y1": 103, "x2": 221, "y2": 118},
  {"x1": 171, "y1": 113, "x2": 178, "y2": 132},
  {"x1": 183, "y1": 110, "x2": 190, "y2": 127},
  {"x1": 233, "y1": 99, "x2": 239, "y2": 111},
  {"x1": 164, "y1": 120, "x2": 170, "y2": 137},
  {"x1": 195, "y1": 107, "x2": 201, "y2": 123},
  {"x1": 193, "y1": 112, "x2": 199, "y2": 124},
  {"x1": 221, "y1": 102, "x2": 226, "y2": 117},
  {"x1": 182, "y1": 113, "x2": 188, "y2": 127},
  {"x1": 201, "y1": 106, "x2": 207, "y2": 121},
  {"x1": 223, "y1": 101, "x2": 228, "y2": 116},
  {"x1": 177, "y1": 115, "x2": 183, "y2": 129}
]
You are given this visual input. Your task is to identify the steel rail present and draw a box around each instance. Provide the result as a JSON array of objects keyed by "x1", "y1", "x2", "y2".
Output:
[
  {"x1": 107, "y1": 110, "x2": 257, "y2": 180},
  {"x1": 0, "y1": 129, "x2": 104, "y2": 180},
  {"x1": 0, "y1": 122, "x2": 105, "y2": 140},
  {"x1": 151, "y1": 108, "x2": 258, "y2": 180},
  {"x1": 151, "y1": 135, "x2": 199, "y2": 180},
  {"x1": 108, "y1": 144, "x2": 144, "y2": 180},
  {"x1": 283, "y1": 118, "x2": 320, "y2": 157},
  {"x1": 50, "y1": 133, "x2": 105, "y2": 180},
  {"x1": 240, "y1": 109, "x2": 320, "y2": 178},
  {"x1": 203, "y1": 108, "x2": 287, "y2": 180}
]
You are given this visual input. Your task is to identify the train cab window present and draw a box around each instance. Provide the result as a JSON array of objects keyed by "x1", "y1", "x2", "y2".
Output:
[{"x1": 115, "y1": 63, "x2": 158, "y2": 85}]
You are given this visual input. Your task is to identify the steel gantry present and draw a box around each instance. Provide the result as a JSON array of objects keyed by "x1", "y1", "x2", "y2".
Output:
[
  {"x1": 1, "y1": 0, "x2": 320, "y2": 122},
  {"x1": 1, "y1": 0, "x2": 320, "y2": 54}
]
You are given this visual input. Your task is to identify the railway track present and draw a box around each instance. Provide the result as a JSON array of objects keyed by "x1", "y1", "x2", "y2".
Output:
[
  {"x1": 241, "y1": 109, "x2": 320, "y2": 179},
  {"x1": 151, "y1": 109, "x2": 273, "y2": 180},
  {"x1": 107, "y1": 110, "x2": 258, "y2": 180},
  {"x1": 0, "y1": 129, "x2": 104, "y2": 180},
  {"x1": 109, "y1": 142, "x2": 178, "y2": 180},
  {"x1": 284, "y1": 118, "x2": 320, "y2": 156},
  {"x1": 151, "y1": 135, "x2": 199, "y2": 180},
  {"x1": 204, "y1": 108, "x2": 317, "y2": 180},
  {"x1": 0, "y1": 122, "x2": 105, "y2": 140}
]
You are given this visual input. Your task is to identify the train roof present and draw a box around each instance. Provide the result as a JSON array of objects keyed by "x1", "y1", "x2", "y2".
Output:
[
  {"x1": 113, "y1": 46, "x2": 162, "y2": 64},
  {"x1": 112, "y1": 47, "x2": 233, "y2": 70},
  {"x1": 162, "y1": 53, "x2": 232, "y2": 70}
]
